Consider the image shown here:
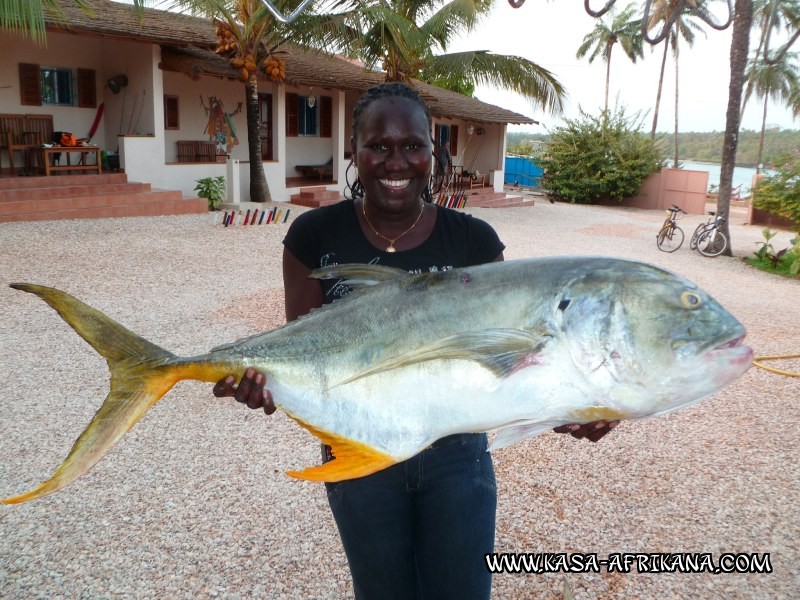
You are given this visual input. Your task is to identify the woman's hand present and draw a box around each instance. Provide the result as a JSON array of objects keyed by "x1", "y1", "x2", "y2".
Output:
[
  {"x1": 213, "y1": 368, "x2": 276, "y2": 415},
  {"x1": 553, "y1": 420, "x2": 619, "y2": 442}
]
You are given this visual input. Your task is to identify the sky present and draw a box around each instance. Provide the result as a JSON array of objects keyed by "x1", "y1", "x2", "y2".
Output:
[{"x1": 447, "y1": 1, "x2": 799, "y2": 134}]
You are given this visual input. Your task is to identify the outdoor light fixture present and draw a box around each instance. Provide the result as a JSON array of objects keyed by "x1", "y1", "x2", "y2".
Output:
[
  {"x1": 467, "y1": 125, "x2": 474, "y2": 136},
  {"x1": 107, "y1": 74, "x2": 129, "y2": 94},
  {"x1": 307, "y1": 95, "x2": 316, "y2": 108}
]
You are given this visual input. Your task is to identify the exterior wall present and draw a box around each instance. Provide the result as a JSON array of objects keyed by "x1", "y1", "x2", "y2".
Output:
[
  {"x1": 2, "y1": 30, "x2": 514, "y2": 203},
  {"x1": 1, "y1": 32, "x2": 116, "y2": 162},
  {"x1": 625, "y1": 167, "x2": 709, "y2": 214},
  {"x1": 162, "y1": 70, "x2": 257, "y2": 163}
]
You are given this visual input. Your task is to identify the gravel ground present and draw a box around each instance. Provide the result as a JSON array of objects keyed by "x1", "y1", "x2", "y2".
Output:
[{"x1": 1, "y1": 200, "x2": 798, "y2": 599}]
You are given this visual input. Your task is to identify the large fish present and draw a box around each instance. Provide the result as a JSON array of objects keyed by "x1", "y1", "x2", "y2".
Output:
[{"x1": 2, "y1": 257, "x2": 752, "y2": 504}]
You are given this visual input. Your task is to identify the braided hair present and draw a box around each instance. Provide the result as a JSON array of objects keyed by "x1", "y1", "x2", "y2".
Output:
[{"x1": 345, "y1": 82, "x2": 444, "y2": 203}]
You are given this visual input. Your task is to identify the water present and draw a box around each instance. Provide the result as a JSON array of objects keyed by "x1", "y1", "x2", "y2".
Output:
[{"x1": 672, "y1": 160, "x2": 765, "y2": 196}]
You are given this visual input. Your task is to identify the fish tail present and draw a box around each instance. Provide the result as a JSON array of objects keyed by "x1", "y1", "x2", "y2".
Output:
[{"x1": 3, "y1": 284, "x2": 215, "y2": 504}]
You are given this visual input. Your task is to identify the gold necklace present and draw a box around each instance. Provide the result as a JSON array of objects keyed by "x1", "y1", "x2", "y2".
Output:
[{"x1": 362, "y1": 200, "x2": 425, "y2": 253}]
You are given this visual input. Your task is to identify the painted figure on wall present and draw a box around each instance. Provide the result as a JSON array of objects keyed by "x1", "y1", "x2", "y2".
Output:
[{"x1": 200, "y1": 96, "x2": 242, "y2": 154}]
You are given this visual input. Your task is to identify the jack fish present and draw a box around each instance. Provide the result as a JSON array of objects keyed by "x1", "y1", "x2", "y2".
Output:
[{"x1": 2, "y1": 257, "x2": 752, "y2": 504}]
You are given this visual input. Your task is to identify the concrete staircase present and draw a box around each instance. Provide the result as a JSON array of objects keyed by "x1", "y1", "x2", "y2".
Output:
[
  {"x1": 455, "y1": 186, "x2": 531, "y2": 208},
  {"x1": 288, "y1": 184, "x2": 532, "y2": 209},
  {"x1": 0, "y1": 173, "x2": 208, "y2": 223},
  {"x1": 290, "y1": 185, "x2": 343, "y2": 208}
]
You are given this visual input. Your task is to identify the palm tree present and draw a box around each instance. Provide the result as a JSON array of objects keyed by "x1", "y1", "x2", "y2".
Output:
[
  {"x1": 647, "y1": 0, "x2": 708, "y2": 140},
  {"x1": 576, "y1": 3, "x2": 644, "y2": 112},
  {"x1": 717, "y1": 0, "x2": 754, "y2": 257},
  {"x1": 169, "y1": 0, "x2": 357, "y2": 202},
  {"x1": 337, "y1": 0, "x2": 565, "y2": 113},
  {"x1": 742, "y1": 0, "x2": 800, "y2": 115},
  {"x1": 743, "y1": 52, "x2": 799, "y2": 171},
  {"x1": 789, "y1": 84, "x2": 800, "y2": 118}
]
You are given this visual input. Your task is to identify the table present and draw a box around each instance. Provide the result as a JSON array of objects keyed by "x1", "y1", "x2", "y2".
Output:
[{"x1": 30, "y1": 146, "x2": 102, "y2": 176}]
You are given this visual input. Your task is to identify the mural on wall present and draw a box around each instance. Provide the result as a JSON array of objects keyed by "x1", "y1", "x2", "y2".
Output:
[{"x1": 200, "y1": 96, "x2": 242, "y2": 154}]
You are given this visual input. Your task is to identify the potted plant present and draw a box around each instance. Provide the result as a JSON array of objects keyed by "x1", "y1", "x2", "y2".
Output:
[{"x1": 194, "y1": 176, "x2": 226, "y2": 211}]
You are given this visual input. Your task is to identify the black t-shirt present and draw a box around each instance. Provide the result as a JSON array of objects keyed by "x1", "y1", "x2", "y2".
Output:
[{"x1": 283, "y1": 200, "x2": 505, "y2": 304}]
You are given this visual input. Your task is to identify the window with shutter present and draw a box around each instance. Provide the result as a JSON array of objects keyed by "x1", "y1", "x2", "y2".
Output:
[
  {"x1": 40, "y1": 67, "x2": 75, "y2": 105},
  {"x1": 286, "y1": 92, "x2": 299, "y2": 137},
  {"x1": 19, "y1": 63, "x2": 42, "y2": 106},
  {"x1": 164, "y1": 95, "x2": 179, "y2": 130},
  {"x1": 320, "y1": 96, "x2": 332, "y2": 138},
  {"x1": 297, "y1": 96, "x2": 318, "y2": 136},
  {"x1": 449, "y1": 125, "x2": 459, "y2": 157},
  {"x1": 77, "y1": 69, "x2": 96, "y2": 108}
]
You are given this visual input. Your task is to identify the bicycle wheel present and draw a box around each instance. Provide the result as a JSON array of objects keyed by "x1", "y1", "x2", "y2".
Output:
[
  {"x1": 689, "y1": 223, "x2": 705, "y2": 250},
  {"x1": 657, "y1": 225, "x2": 684, "y2": 252},
  {"x1": 696, "y1": 230, "x2": 728, "y2": 257}
]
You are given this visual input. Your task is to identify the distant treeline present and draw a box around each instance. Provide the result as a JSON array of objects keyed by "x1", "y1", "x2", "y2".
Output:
[{"x1": 507, "y1": 129, "x2": 800, "y2": 167}]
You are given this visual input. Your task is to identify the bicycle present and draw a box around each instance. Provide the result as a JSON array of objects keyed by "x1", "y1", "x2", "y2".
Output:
[
  {"x1": 656, "y1": 205, "x2": 686, "y2": 252},
  {"x1": 694, "y1": 212, "x2": 729, "y2": 257},
  {"x1": 690, "y1": 211, "x2": 728, "y2": 256},
  {"x1": 690, "y1": 211, "x2": 719, "y2": 250}
]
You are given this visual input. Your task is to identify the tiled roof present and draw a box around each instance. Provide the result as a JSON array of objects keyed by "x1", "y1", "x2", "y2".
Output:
[{"x1": 45, "y1": 0, "x2": 537, "y2": 125}]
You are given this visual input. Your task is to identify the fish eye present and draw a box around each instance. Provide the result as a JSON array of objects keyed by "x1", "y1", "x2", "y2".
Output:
[{"x1": 681, "y1": 291, "x2": 702, "y2": 309}]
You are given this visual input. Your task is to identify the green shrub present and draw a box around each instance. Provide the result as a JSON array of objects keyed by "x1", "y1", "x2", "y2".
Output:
[
  {"x1": 194, "y1": 176, "x2": 226, "y2": 211},
  {"x1": 752, "y1": 150, "x2": 800, "y2": 228},
  {"x1": 540, "y1": 107, "x2": 664, "y2": 204},
  {"x1": 747, "y1": 227, "x2": 800, "y2": 277}
]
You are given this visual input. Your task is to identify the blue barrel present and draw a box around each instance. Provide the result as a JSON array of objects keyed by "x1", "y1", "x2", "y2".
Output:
[{"x1": 504, "y1": 156, "x2": 543, "y2": 187}]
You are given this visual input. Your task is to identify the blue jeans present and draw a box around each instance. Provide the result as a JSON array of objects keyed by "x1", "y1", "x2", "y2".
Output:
[{"x1": 325, "y1": 433, "x2": 497, "y2": 600}]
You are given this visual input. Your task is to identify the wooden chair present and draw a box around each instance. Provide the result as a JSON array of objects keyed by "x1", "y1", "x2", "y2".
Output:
[
  {"x1": 176, "y1": 140, "x2": 218, "y2": 163},
  {"x1": 0, "y1": 114, "x2": 25, "y2": 175},
  {"x1": 4, "y1": 115, "x2": 55, "y2": 175},
  {"x1": 294, "y1": 157, "x2": 333, "y2": 180},
  {"x1": 453, "y1": 166, "x2": 487, "y2": 189}
]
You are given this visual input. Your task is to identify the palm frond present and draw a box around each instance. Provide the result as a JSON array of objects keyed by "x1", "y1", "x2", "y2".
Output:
[
  {"x1": 426, "y1": 51, "x2": 566, "y2": 114},
  {"x1": 0, "y1": 0, "x2": 93, "y2": 44}
]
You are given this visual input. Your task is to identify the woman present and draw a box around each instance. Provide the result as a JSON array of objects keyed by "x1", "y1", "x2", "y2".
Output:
[{"x1": 215, "y1": 82, "x2": 616, "y2": 599}]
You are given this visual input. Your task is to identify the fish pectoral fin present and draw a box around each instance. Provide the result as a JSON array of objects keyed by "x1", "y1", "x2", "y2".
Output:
[
  {"x1": 335, "y1": 328, "x2": 551, "y2": 387},
  {"x1": 284, "y1": 414, "x2": 397, "y2": 482},
  {"x1": 309, "y1": 264, "x2": 408, "y2": 288},
  {"x1": 488, "y1": 421, "x2": 563, "y2": 452}
]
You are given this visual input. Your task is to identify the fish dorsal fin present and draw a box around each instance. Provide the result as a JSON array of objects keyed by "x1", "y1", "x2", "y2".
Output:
[
  {"x1": 335, "y1": 328, "x2": 551, "y2": 387},
  {"x1": 309, "y1": 263, "x2": 408, "y2": 288},
  {"x1": 284, "y1": 413, "x2": 398, "y2": 482}
]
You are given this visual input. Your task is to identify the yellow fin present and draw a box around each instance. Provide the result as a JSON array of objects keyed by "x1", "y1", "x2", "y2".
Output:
[
  {"x1": 568, "y1": 406, "x2": 628, "y2": 422},
  {"x1": 285, "y1": 414, "x2": 397, "y2": 482},
  {"x1": 3, "y1": 284, "x2": 232, "y2": 504}
]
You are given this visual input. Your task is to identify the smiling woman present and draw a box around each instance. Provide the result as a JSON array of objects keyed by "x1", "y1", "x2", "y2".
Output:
[{"x1": 211, "y1": 82, "x2": 618, "y2": 600}]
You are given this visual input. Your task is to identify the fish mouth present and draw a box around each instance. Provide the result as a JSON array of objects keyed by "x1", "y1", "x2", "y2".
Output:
[
  {"x1": 704, "y1": 332, "x2": 753, "y2": 364},
  {"x1": 715, "y1": 335, "x2": 746, "y2": 350}
]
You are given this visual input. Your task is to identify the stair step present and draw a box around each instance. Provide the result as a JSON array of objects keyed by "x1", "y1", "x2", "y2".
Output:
[
  {"x1": 298, "y1": 189, "x2": 341, "y2": 200},
  {"x1": 0, "y1": 190, "x2": 189, "y2": 217},
  {"x1": 467, "y1": 196, "x2": 532, "y2": 208},
  {"x1": 0, "y1": 172, "x2": 209, "y2": 222},
  {"x1": 0, "y1": 197, "x2": 207, "y2": 222},
  {"x1": 290, "y1": 194, "x2": 343, "y2": 208},
  {"x1": 0, "y1": 173, "x2": 128, "y2": 190},
  {"x1": 0, "y1": 182, "x2": 151, "y2": 202}
]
